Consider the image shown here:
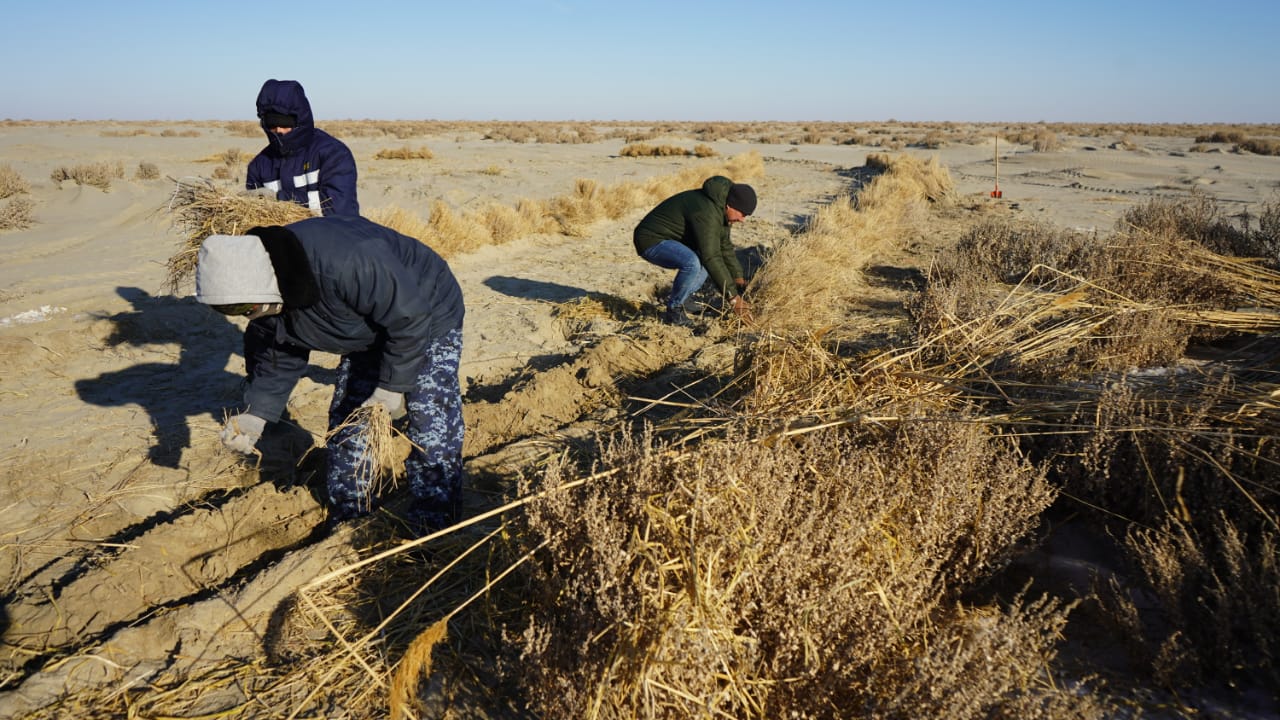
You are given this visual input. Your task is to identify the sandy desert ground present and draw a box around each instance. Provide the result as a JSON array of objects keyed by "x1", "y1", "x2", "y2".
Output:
[{"x1": 0, "y1": 120, "x2": 1277, "y2": 717}]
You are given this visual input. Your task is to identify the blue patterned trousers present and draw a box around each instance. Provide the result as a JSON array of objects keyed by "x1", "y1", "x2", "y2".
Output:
[{"x1": 325, "y1": 328, "x2": 464, "y2": 522}]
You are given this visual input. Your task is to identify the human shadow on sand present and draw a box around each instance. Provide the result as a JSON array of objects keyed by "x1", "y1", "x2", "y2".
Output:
[{"x1": 73, "y1": 286, "x2": 315, "y2": 471}]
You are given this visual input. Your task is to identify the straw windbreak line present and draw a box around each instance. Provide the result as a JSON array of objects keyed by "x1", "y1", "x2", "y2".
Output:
[{"x1": 368, "y1": 152, "x2": 766, "y2": 258}]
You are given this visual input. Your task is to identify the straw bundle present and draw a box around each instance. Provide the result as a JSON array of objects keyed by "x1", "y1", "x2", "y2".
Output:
[
  {"x1": 325, "y1": 404, "x2": 411, "y2": 515},
  {"x1": 162, "y1": 177, "x2": 311, "y2": 293}
]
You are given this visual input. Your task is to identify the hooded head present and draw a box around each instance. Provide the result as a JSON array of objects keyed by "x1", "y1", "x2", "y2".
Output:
[
  {"x1": 195, "y1": 234, "x2": 283, "y2": 306},
  {"x1": 255, "y1": 79, "x2": 315, "y2": 155}
]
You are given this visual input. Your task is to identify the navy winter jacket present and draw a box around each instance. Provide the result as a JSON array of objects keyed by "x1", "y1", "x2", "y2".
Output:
[
  {"x1": 246, "y1": 79, "x2": 360, "y2": 217},
  {"x1": 242, "y1": 216, "x2": 464, "y2": 422}
]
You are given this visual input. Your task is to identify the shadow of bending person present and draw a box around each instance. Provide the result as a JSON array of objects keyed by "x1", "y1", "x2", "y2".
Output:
[{"x1": 74, "y1": 286, "x2": 251, "y2": 468}]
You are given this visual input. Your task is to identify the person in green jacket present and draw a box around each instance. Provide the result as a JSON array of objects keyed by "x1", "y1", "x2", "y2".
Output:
[{"x1": 633, "y1": 175, "x2": 756, "y2": 326}]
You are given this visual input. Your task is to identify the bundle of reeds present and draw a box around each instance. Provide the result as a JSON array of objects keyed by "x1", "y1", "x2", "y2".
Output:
[
  {"x1": 162, "y1": 178, "x2": 311, "y2": 293},
  {"x1": 328, "y1": 404, "x2": 411, "y2": 509}
]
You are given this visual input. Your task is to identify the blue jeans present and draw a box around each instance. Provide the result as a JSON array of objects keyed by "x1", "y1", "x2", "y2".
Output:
[
  {"x1": 326, "y1": 327, "x2": 465, "y2": 522},
  {"x1": 641, "y1": 240, "x2": 708, "y2": 311}
]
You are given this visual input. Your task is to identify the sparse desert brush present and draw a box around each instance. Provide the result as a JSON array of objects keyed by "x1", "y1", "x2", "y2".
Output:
[
  {"x1": 1238, "y1": 137, "x2": 1280, "y2": 155},
  {"x1": 50, "y1": 160, "x2": 124, "y2": 191},
  {"x1": 1119, "y1": 190, "x2": 1271, "y2": 262},
  {"x1": 504, "y1": 417, "x2": 1095, "y2": 718},
  {"x1": 211, "y1": 166, "x2": 234, "y2": 181},
  {"x1": 0, "y1": 163, "x2": 30, "y2": 198},
  {"x1": 374, "y1": 146, "x2": 434, "y2": 160},
  {"x1": 100, "y1": 128, "x2": 149, "y2": 137},
  {"x1": 219, "y1": 147, "x2": 244, "y2": 165},
  {"x1": 1097, "y1": 516, "x2": 1280, "y2": 691},
  {"x1": 0, "y1": 196, "x2": 35, "y2": 231},
  {"x1": 224, "y1": 120, "x2": 260, "y2": 137},
  {"x1": 1194, "y1": 129, "x2": 1246, "y2": 144},
  {"x1": 135, "y1": 161, "x2": 160, "y2": 180},
  {"x1": 619, "y1": 143, "x2": 704, "y2": 157}
]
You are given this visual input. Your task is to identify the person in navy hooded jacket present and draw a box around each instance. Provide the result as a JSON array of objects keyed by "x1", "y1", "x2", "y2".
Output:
[{"x1": 247, "y1": 79, "x2": 360, "y2": 217}]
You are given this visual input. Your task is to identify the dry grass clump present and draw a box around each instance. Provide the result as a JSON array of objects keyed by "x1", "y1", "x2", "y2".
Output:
[
  {"x1": 505, "y1": 420, "x2": 1094, "y2": 719},
  {"x1": 1006, "y1": 126, "x2": 1063, "y2": 152},
  {"x1": 0, "y1": 196, "x2": 35, "y2": 231},
  {"x1": 374, "y1": 146, "x2": 434, "y2": 160},
  {"x1": 324, "y1": 404, "x2": 409, "y2": 513},
  {"x1": 619, "y1": 143, "x2": 717, "y2": 158},
  {"x1": 0, "y1": 163, "x2": 31, "y2": 198},
  {"x1": 751, "y1": 152, "x2": 952, "y2": 332},
  {"x1": 1239, "y1": 137, "x2": 1280, "y2": 155},
  {"x1": 161, "y1": 178, "x2": 313, "y2": 293},
  {"x1": 134, "y1": 161, "x2": 160, "y2": 180},
  {"x1": 50, "y1": 161, "x2": 124, "y2": 191}
]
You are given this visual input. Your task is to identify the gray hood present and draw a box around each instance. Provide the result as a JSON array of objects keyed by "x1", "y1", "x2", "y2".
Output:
[{"x1": 195, "y1": 234, "x2": 283, "y2": 305}]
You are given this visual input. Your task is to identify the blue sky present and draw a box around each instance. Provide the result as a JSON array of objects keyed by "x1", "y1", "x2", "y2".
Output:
[{"x1": 3, "y1": 0, "x2": 1276, "y2": 123}]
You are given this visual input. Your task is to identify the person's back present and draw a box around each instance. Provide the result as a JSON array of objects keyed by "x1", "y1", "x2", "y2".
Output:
[{"x1": 246, "y1": 79, "x2": 360, "y2": 217}]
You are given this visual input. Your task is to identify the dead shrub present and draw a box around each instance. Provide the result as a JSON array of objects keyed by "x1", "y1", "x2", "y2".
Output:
[
  {"x1": 505, "y1": 419, "x2": 1087, "y2": 719},
  {"x1": 0, "y1": 196, "x2": 35, "y2": 231},
  {"x1": 135, "y1": 161, "x2": 160, "y2": 180},
  {"x1": 619, "y1": 143, "x2": 710, "y2": 157},
  {"x1": 1238, "y1": 137, "x2": 1280, "y2": 156},
  {"x1": 374, "y1": 146, "x2": 434, "y2": 160},
  {"x1": 1099, "y1": 517, "x2": 1280, "y2": 690},
  {"x1": 0, "y1": 164, "x2": 30, "y2": 198},
  {"x1": 50, "y1": 161, "x2": 124, "y2": 191}
]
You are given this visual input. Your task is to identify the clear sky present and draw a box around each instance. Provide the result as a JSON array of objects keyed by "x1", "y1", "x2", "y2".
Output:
[{"x1": 3, "y1": 0, "x2": 1276, "y2": 123}]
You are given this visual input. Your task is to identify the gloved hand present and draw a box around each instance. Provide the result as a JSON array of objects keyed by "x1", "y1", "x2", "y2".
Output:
[
  {"x1": 220, "y1": 413, "x2": 266, "y2": 455},
  {"x1": 361, "y1": 387, "x2": 407, "y2": 420}
]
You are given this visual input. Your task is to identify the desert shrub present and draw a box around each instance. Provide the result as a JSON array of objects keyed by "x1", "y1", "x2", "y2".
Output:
[
  {"x1": 505, "y1": 420, "x2": 1094, "y2": 719},
  {"x1": 1194, "y1": 130, "x2": 1246, "y2": 144},
  {"x1": 211, "y1": 166, "x2": 233, "y2": 180},
  {"x1": 135, "y1": 161, "x2": 160, "y2": 180},
  {"x1": 1006, "y1": 126, "x2": 1062, "y2": 152},
  {"x1": 1238, "y1": 137, "x2": 1280, "y2": 156},
  {"x1": 619, "y1": 143, "x2": 705, "y2": 157},
  {"x1": 100, "y1": 128, "x2": 148, "y2": 137},
  {"x1": 1119, "y1": 191, "x2": 1270, "y2": 262},
  {"x1": 0, "y1": 196, "x2": 35, "y2": 231},
  {"x1": 1099, "y1": 517, "x2": 1280, "y2": 691},
  {"x1": 218, "y1": 147, "x2": 244, "y2": 165},
  {"x1": 917, "y1": 129, "x2": 947, "y2": 148},
  {"x1": 374, "y1": 146, "x2": 434, "y2": 160},
  {"x1": 0, "y1": 164, "x2": 30, "y2": 198},
  {"x1": 50, "y1": 161, "x2": 124, "y2": 191},
  {"x1": 225, "y1": 120, "x2": 260, "y2": 137}
]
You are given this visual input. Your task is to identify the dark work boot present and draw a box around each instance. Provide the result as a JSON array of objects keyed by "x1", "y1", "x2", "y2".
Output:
[{"x1": 662, "y1": 305, "x2": 692, "y2": 327}]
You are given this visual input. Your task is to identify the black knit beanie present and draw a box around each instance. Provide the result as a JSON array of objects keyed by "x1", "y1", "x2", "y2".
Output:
[{"x1": 726, "y1": 183, "x2": 757, "y2": 216}]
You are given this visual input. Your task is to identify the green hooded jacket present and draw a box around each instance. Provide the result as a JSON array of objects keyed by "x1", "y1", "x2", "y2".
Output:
[{"x1": 633, "y1": 175, "x2": 746, "y2": 297}]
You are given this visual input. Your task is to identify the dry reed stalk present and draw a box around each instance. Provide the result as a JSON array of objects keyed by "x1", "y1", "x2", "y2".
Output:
[
  {"x1": 389, "y1": 617, "x2": 448, "y2": 720},
  {"x1": 325, "y1": 404, "x2": 410, "y2": 514},
  {"x1": 162, "y1": 178, "x2": 311, "y2": 293}
]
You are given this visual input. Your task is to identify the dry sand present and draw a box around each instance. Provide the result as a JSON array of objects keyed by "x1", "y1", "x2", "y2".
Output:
[{"x1": 0, "y1": 121, "x2": 1275, "y2": 716}]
